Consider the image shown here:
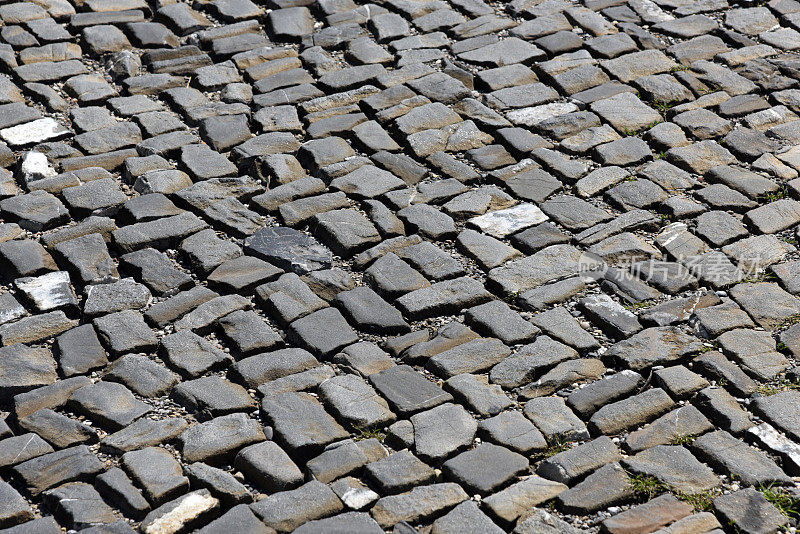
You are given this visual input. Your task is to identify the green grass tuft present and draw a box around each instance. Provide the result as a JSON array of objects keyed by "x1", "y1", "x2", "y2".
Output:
[
  {"x1": 353, "y1": 428, "x2": 386, "y2": 442},
  {"x1": 759, "y1": 484, "x2": 800, "y2": 519},
  {"x1": 671, "y1": 434, "x2": 696, "y2": 446},
  {"x1": 778, "y1": 313, "x2": 800, "y2": 330},
  {"x1": 760, "y1": 186, "x2": 790, "y2": 204},
  {"x1": 742, "y1": 271, "x2": 778, "y2": 284},
  {"x1": 677, "y1": 489, "x2": 721, "y2": 512},
  {"x1": 756, "y1": 379, "x2": 800, "y2": 397},
  {"x1": 628, "y1": 473, "x2": 720, "y2": 512},
  {"x1": 652, "y1": 100, "x2": 677, "y2": 113},
  {"x1": 623, "y1": 301, "x2": 651, "y2": 312},
  {"x1": 535, "y1": 439, "x2": 572, "y2": 460}
]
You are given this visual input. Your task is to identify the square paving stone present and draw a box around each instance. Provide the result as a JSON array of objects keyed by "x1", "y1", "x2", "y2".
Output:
[
  {"x1": 54, "y1": 323, "x2": 108, "y2": 377},
  {"x1": 713, "y1": 487, "x2": 788, "y2": 534},
  {"x1": 105, "y1": 354, "x2": 179, "y2": 398},
  {"x1": 318, "y1": 373, "x2": 395, "y2": 429},
  {"x1": 159, "y1": 329, "x2": 232, "y2": 378},
  {"x1": 312, "y1": 209, "x2": 381, "y2": 257},
  {"x1": 287, "y1": 307, "x2": 359, "y2": 357},
  {"x1": 122, "y1": 446, "x2": 189, "y2": 505},
  {"x1": 622, "y1": 445, "x2": 721, "y2": 494},
  {"x1": 178, "y1": 412, "x2": 265, "y2": 465},
  {"x1": 482, "y1": 475, "x2": 567, "y2": 525},
  {"x1": 261, "y1": 392, "x2": 349, "y2": 458},
  {"x1": 0, "y1": 433, "x2": 54, "y2": 469},
  {"x1": 234, "y1": 440, "x2": 303, "y2": 494},
  {"x1": 369, "y1": 364, "x2": 453, "y2": 416},
  {"x1": 93, "y1": 309, "x2": 157, "y2": 355},
  {"x1": 42, "y1": 482, "x2": 115, "y2": 529},
  {"x1": 250, "y1": 481, "x2": 344, "y2": 532},
  {"x1": 365, "y1": 450, "x2": 435, "y2": 494},
  {"x1": 442, "y1": 443, "x2": 528, "y2": 495},
  {"x1": 0, "y1": 190, "x2": 69, "y2": 231},
  {"x1": 0, "y1": 480, "x2": 33, "y2": 528},
  {"x1": 173, "y1": 376, "x2": 255, "y2": 418},
  {"x1": 601, "y1": 494, "x2": 693, "y2": 534},
  {"x1": 68, "y1": 381, "x2": 150, "y2": 431},
  {"x1": 333, "y1": 286, "x2": 409, "y2": 335},
  {"x1": 255, "y1": 272, "x2": 328, "y2": 326},
  {"x1": 730, "y1": 282, "x2": 800, "y2": 329},
  {"x1": 590, "y1": 92, "x2": 663, "y2": 133},
  {"x1": 245, "y1": 226, "x2": 332, "y2": 275},
  {"x1": 411, "y1": 402, "x2": 477, "y2": 462}
]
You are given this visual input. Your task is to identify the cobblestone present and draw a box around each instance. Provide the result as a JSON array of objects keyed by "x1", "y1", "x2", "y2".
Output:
[{"x1": 0, "y1": 2, "x2": 800, "y2": 532}]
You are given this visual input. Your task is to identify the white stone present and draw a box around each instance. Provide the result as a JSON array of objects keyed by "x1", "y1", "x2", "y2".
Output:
[
  {"x1": 629, "y1": 0, "x2": 673, "y2": 22},
  {"x1": 0, "y1": 294, "x2": 26, "y2": 324},
  {"x1": 746, "y1": 105, "x2": 798, "y2": 132},
  {"x1": 1, "y1": 118, "x2": 70, "y2": 147},
  {"x1": 341, "y1": 486, "x2": 380, "y2": 509},
  {"x1": 468, "y1": 203, "x2": 549, "y2": 238},
  {"x1": 144, "y1": 491, "x2": 219, "y2": 534},
  {"x1": 15, "y1": 271, "x2": 76, "y2": 312},
  {"x1": 19, "y1": 151, "x2": 56, "y2": 183},
  {"x1": 506, "y1": 103, "x2": 579, "y2": 127},
  {"x1": 748, "y1": 422, "x2": 800, "y2": 472}
]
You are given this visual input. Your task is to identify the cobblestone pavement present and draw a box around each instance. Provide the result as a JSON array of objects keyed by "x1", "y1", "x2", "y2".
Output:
[{"x1": 4, "y1": 0, "x2": 800, "y2": 533}]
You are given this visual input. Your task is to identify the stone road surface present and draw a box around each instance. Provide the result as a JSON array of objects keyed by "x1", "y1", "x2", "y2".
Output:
[{"x1": 2, "y1": 0, "x2": 800, "y2": 533}]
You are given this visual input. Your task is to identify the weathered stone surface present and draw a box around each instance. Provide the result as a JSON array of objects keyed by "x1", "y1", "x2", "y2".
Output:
[
  {"x1": 370, "y1": 365, "x2": 453, "y2": 416},
  {"x1": 235, "y1": 440, "x2": 302, "y2": 494},
  {"x1": 730, "y1": 282, "x2": 800, "y2": 329},
  {"x1": 250, "y1": 481, "x2": 343, "y2": 532},
  {"x1": 43, "y1": 482, "x2": 116, "y2": 529},
  {"x1": 0, "y1": 480, "x2": 33, "y2": 528},
  {"x1": 319, "y1": 374, "x2": 395, "y2": 428},
  {"x1": 442, "y1": 444, "x2": 527, "y2": 495},
  {"x1": 487, "y1": 244, "x2": 603, "y2": 295},
  {"x1": 179, "y1": 413, "x2": 266, "y2": 464},
  {"x1": 370, "y1": 483, "x2": 468, "y2": 529},
  {"x1": 0, "y1": 343, "x2": 57, "y2": 401},
  {"x1": 713, "y1": 488, "x2": 788, "y2": 534},
  {"x1": 589, "y1": 388, "x2": 675, "y2": 436},
  {"x1": 624, "y1": 405, "x2": 713, "y2": 452},
  {"x1": 160, "y1": 330, "x2": 232, "y2": 377},
  {"x1": 694, "y1": 430, "x2": 790, "y2": 486},
  {"x1": 538, "y1": 436, "x2": 620, "y2": 484},
  {"x1": 489, "y1": 335, "x2": 578, "y2": 389},
  {"x1": 524, "y1": 396, "x2": 589, "y2": 442},
  {"x1": 602, "y1": 494, "x2": 693, "y2": 534},
  {"x1": 623, "y1": 445, "x2": 721, "y2": 494},
  {"x1": 0, "y1": 3, "x2": 795, "y2": 531},
  {"x1": 556, "y1": 462, "x2": 633, "y2": 515},
  {"x1": 0, "y1": 433, "x2": 54, "y2": 468},
  {"x1": 68, "y1": 381, "x2": 150, "y2": 431},
  {"x1": 366, "y1": 450, "x2": 435, "y2": 494},
  {"x1": 122, "y1": 447, "x2": 188, "y2": 506},
  {"x1": 102, "y1": 418, "x2": 188, "y2": 454},
  {"x1": 411, "y1": 403, "x2": 477, "y2": 462},
  {"x1": 483, "y1": 475, "x2": 567, "y2": 525},
  {"x1": 604, "y1": 327, "x2": 704, "y2": 370},
  {"x1": 12, "y1": 445, "x2": 104, "y2": 495},
  {"x1": 19, "y1": 408, "x2": 97, "y2": 448},
  {"x1": 262, "y1": 392, "x2": 349, "y2": 458}
]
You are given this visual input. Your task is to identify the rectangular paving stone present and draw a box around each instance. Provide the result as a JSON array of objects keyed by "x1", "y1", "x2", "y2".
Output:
[
  {"x1": 113, "y1": 212, "x2": 208, "y2": 253},
  {"x1": 369, "y1": 364, "x2": 453, "y2": 416},
  {"x1": 589, "y1": 388, "x2": 675, "y2": 435},
  {"x1": 12, "y1": 445, "x2": 104, "y2": 495}
]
